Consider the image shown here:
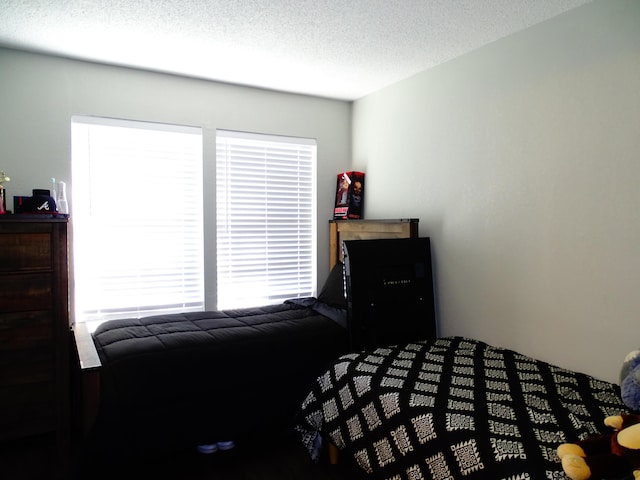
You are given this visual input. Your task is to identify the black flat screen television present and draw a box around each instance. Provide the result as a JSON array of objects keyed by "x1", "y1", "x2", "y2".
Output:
[{"x1": 343, "y1": 237, "x2": 436, "y2": 351}]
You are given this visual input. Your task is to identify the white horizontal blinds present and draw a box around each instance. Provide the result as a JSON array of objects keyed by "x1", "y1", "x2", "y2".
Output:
[
  {"x1": 72, "y1": 116, "x2": 204, "y2": 329},
  {"x1": 216, "y1": 130, "x2": 317, "y2": 310}
]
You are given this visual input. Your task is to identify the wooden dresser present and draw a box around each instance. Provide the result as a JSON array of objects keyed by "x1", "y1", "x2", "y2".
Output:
[{"x1": 0, "y1": 217, "x2": 70, "y2": 451}]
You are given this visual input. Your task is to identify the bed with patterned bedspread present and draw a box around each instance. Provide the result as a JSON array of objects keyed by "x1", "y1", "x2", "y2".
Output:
[{"x1": 297, "y1": 336, "x2": 630, "y2": 480}]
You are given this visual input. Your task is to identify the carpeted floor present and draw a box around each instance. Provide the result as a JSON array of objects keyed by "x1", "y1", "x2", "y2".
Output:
[
  {"x1": 3, "y1": 429, "x2": 367, "y2": 480},
  {"x1": 86, "y1": 429, "x2": 367, "y2": 480}
]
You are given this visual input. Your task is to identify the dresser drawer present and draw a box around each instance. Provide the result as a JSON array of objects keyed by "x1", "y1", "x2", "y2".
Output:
[
  {"x1": 0, "y1": 350, "x2": 54, "y2": 437},
  {"x1": 0, "y1": 273, "x2": 52, "y2": 311},
  {"x1": 0, "y1": 348, "x2": 53, "y2": 385},
  {"x1": 0, "y1": 232, "x2": 52, "y2": 272},
  {"x1": 0, "y1": 311, "x2": 53, "y2": 351},
  {"x1": 0, "y1": 381, "x2": 56, "y2": 439}
]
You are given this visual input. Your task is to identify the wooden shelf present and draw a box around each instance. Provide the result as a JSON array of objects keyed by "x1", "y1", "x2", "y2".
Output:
[{"x1": 329, "y1": 218, "x2": 419, "y2": 269}]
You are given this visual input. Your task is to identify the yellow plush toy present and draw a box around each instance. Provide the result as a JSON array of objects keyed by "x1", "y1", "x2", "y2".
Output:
[{"x1": 558, "y1": 413, "x2": 640, "y2": 480}]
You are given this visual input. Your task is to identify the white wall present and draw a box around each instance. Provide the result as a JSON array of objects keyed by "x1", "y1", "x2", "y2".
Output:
[
  {"x1": 0, "y1": 48, "x2": 352, "y2": 314},
  {"x1": 352, "y1": 0, "x2": 640, "y2": 383}
]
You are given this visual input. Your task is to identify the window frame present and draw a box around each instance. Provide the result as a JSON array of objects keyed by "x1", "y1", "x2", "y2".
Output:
[
  {"x1": 71, "y1": 115, "x2": 205, "y2": 330},
  {"x1": 215, "y1": 129, "x2": 317, "y2": 310}
]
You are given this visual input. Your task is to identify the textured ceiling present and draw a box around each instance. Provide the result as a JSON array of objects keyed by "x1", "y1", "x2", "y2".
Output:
[{"x1": 0, "y1": 0, "x2": 592, "y2": 100}]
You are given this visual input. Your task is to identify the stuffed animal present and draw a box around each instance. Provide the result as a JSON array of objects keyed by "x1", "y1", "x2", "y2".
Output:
[
  {"x1": 558, "y1": 349, "x2": 640, "y2": 480},
  {"x1": 558, "y1": 414, "x2": 640, "y2": 480},
  {"x1": 621, "y1": 350, "x2": 640, "y2": 412}
]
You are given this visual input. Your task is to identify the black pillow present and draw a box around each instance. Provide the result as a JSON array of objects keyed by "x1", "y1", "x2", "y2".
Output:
[{"x1": 317, "y1": 262, "x2": 346, "y2": 309}]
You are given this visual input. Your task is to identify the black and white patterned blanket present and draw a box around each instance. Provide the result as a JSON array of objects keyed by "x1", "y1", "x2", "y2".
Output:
[{"x1": 297, "y1": 337, "x2": 629, "y2": 480}]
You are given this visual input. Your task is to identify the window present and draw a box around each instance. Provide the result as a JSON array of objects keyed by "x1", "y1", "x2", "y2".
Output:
[
  {"x1": 72, "y1": 116, "x2": 204, "y2": 330},
  {"x1": 216, "y1": 130, "x2": 316, "y2": 309}
]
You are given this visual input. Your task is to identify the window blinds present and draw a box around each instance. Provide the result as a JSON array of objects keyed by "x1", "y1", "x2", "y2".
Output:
[
  {"x1": 216, "y1": 129, "x2": 317, "y2": 310},
  {"x1": 72, "y1": 116, "x2": 204, "y2": 329}
]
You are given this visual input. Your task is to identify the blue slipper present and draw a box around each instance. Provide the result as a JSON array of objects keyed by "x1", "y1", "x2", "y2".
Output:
[
  {"x1": 196, "y1": 443, "x2": 219, "y2": 454},
  {"x1": 217, "y1": 441, "x2": 235, "y2": 451}
]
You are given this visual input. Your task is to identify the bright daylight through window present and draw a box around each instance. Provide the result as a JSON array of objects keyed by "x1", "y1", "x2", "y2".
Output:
[
  {"x1": 72, "y1": 116, "x2": 204, "y2": 331},
  {"x1": 216, "y1": 130, "x2": 317, "y2": 310}
]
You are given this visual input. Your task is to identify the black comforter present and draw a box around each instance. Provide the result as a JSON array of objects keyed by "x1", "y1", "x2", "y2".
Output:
[
  {"x1": 297, "y1": 336, "x2": 630, "y2": 480},
  {"x1": 88, "y1": 298, "x2": 348, "y2": 455}
]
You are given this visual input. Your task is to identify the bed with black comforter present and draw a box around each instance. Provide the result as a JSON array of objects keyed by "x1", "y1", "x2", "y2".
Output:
[
  {"x1": 83, "y1": 295, "x2": 349, "y2": 457},
  {"x1": 296, "y1": 336, "x2": 630, "y2": 480}
]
